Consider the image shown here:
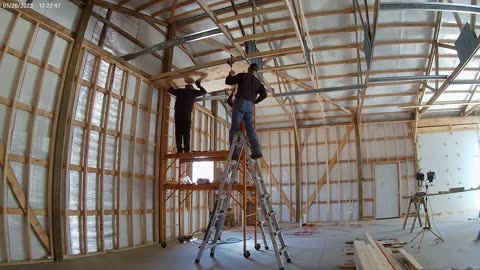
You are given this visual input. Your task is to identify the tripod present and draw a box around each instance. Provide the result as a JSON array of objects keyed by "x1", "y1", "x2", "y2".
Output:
[{"x1": 411, "y1": 184, "x2": 444, "y2": 248}]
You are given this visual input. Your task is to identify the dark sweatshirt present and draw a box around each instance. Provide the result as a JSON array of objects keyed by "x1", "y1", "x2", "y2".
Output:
[
  {"x1": 225, "y1": 72, "x2": 267, "y2": 104},
  {"x1": 168, "y1": 86, "x2": 207, "y2": 115}
]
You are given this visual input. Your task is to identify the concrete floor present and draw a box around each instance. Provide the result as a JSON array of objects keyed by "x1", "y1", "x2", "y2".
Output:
[{"x1": 3, "y1": 211, "x2": 480, "y2": 270}]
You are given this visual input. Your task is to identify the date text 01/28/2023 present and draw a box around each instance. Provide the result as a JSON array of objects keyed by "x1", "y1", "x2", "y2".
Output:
[{"x1": 1, "y1": 2, "x2": 62, "y2": 9}]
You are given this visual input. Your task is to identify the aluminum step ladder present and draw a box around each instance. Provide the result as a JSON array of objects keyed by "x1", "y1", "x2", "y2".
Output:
[{"x1": 195, "y1": 132, "x2": 292, "y2": 270}]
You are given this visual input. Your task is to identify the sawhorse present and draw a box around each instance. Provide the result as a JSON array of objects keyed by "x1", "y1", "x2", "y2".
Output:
[{"x1": 402, "y1": 195, "x2": 426, "y2": 232}]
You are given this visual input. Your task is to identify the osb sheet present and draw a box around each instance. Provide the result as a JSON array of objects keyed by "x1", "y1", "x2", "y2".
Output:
[{"x1": 157, "y1": 60, "x2": 251, "y2": 93}]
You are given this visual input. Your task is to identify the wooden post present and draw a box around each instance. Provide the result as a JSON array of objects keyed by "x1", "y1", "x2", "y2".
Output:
[
  {"x1": 354, "y1": 117, "x2": 364, "y2": 220},
  {"x1": 158, "y1": 22, "x2": 176, "y2": 243},
  {"x1": 52, "y1": 0, "x2": 94, "y2": 261},
  {"x1": 294, "y1": 129, "x2": 301, "y2": 222}
]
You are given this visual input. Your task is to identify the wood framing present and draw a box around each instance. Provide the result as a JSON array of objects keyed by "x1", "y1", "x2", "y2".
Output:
[
  {"x1": 304, "y1": 124, "x2": 354, "y2": 213},
  {"x1": 0, "y1": 143, "x2": 50, "y2": 252},
  {"x1": 52, "y1": 0, "x2": 94, "y2": 261},
  {"x1": 158, "y1": 22, "x2": 176, "y2": 243}
]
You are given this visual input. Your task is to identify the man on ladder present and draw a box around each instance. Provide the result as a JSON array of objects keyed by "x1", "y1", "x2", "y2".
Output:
[
  {"x1": 225, "y1": 63, "x2": 267, "y2": 160},
  {"x1": 194, "y1": 64, "x2": 291, "y2": 270}
]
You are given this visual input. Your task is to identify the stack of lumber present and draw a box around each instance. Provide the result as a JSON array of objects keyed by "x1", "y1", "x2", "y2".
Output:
[{"x1": 349, "y1": 233, "x2": 424, "y2": 270}]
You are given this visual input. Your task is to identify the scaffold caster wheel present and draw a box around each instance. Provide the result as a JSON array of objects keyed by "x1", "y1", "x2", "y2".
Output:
[
  {"x1": 244, "y1": 250, "x2": 250, "y2": 258},
  {"x1": 179, "y1": 236, "x2": 185, "y2": 243},
  {"x1": 160, "y1": 241, "x2": 167, "y2": 248},
  {"x1": 265, "y1": 246, "x2": 269, "y2": 250},
  {"x1": 210, "y1": 252, "x2": 215, "y2": 257},
  {"x1": 287, "y1": 259, "x2": 292, "y2": 263},
  {"x1": 254, "y1": 243, "x2": 261, "y2": 250},
  {"x1": 195, "y1": 259, "x2": 200, "y2": 264}
]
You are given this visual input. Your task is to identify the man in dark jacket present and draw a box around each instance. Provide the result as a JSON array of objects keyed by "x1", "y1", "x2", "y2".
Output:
[
  {"x1": 225, "y1": 63, "x2": 267, "y2": 159},
  {"x1": 168, "y1": 80, "x2": 207, "y2": 153}
]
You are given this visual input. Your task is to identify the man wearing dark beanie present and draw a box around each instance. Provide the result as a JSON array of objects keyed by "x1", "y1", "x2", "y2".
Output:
[{"x1": 225, "y1": 63, "x2": 267, "y2": 159}]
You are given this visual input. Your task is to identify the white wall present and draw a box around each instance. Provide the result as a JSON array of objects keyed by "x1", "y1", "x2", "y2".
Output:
[{"x1": 418, "y1": 130, "x2": 480, "y2": 214}]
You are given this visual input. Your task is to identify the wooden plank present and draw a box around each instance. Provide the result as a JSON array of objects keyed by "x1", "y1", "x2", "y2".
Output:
[
  {"x1": 142, "y1": 84, "x2": 153, "y2": 244},
  {"x1": 364, "y1": 233, "x2": 395, "y2": 270},
  {"x1": 233, "y1": 28, "x2": 295, "y2": 43},
  {"x1": 399, "y1": 249, "x2": 425, "y2": 270},
  {"x1": 260, "y1": 159, "x2": 295, "y2": 219},
  {"x1": 159, "y1": 23, "x2": 175, "y2": 244},
  {"x1": 354, "y1": 240, "x2": 376, "y2": 270},
  {"x1": 81, "y1": 53, "x2": 102, "y2": 254},
  {"x1": 305, "y1": 124, "x2": 354, "y2": 212},
  {"x1": 0, "y1": 143, "x2": 50, "y2": 251},
  {"x1": 52, "y1": 0, "x2": 94, "y2": 260},
  {"x1": 98, "y1": 62, "x2": 116, "y2": 252},
  {"x1": 115, "y1": 68, "x2": 129, "y2": 249},
  {"x1": 218, "y1": 5, "x2": 287, "y2": 24},
  {"x1": 6, "y1": 19, "x2": 39, "y2": 261},
  {"x1": 95, "y1": 0, "x2": 167, "y2": 26},
  {"x1": 129, "y1": 75, "x2": 141, "y2": 246},
  {"x1": 25, "y1": 28, "x2": 56, "y2": 260},
  {"x1": 0, "y1": 12, "x2": 18, "y2": 259},
  {"x1": 418, "y1": 116, "x2": 480, "y2": 127}
]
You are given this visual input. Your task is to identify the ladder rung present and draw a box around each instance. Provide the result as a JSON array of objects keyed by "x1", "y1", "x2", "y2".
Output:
[{"x1": 279, "y1": 246, "x2": 288, "y2": 254}]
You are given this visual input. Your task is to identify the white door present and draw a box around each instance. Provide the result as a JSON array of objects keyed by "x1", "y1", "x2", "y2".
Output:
[{"x1": 375, "y1": 163, "x2": 400, "y2": 219}]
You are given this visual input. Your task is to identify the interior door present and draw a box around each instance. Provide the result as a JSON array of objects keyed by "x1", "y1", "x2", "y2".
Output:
[{"x1": 375, "y1": 163, "x2": 400, "y2": 219}]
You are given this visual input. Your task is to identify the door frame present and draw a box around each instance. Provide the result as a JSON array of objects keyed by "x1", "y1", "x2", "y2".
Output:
[{"x1": 373, "y1": 161, "x2": 402, "y2": 219}]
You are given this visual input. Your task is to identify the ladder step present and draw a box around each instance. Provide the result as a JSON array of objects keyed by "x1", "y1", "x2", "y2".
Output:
[
  {"x1": 279, "y1": 246, "x2": 288, "y2": 254},
  {"x1": 270, "y1": 228, "x2": 282, "y2": 235}
]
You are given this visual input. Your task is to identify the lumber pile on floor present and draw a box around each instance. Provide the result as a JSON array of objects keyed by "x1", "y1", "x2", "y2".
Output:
[{"x1": 341, "y1": 233, "x2": 424, "y2": 270}]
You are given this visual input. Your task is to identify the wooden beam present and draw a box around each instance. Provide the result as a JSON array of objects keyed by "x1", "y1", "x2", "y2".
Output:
[
  {"x1": 283, "y1": 0, "x2": 317, "y2": 88},
  {"x1": 294, "y1": 129, "x2": 301, "y2": 222},
  {"x1": 233, "y1": 29, "x2": 295, "y2": 43},
  {"x1": 260, "y1": 159, "x2": 296, "y2": 219},
  {"x1": 364, "y1": 233, "x2": 395, "y2": 270},
  {"x1": 98, "y1": 9, "x2": 112, "y2": 47},
  {"x1": 52, "y1": 0, "x2": 94, "y2": 261},
  {"x1": 374, "y1": 239, "x2": 403, "y2": 270},
  {"x1": 90, "y1": 11, "x2": 166, "y2": 63},
  {"x1": 95, "y1": 0, "x2": 168, "y2": 26},
  {"x1": 420, "y1": 36, "x2": 480, "y2": 117},
  {"x1": 437, "y1": 42, "x2": 456, "y2": 50},
  {"x1": 136, "y1": 0, "x2": 162, "y2": 12},
  {"x1": 447, "y1": 0, "x2": 464, "y2": 31},
  {"x1": 418, "y1": 116, "x2": 480, "y2": 127},
  {"x1": 418, "y1": 12, "x2": 443, "y2": 110},
  {"x1": 217, "y1": 5, "x2": 287, "y2": 24},
  {"x1": 304, "y1": 124, "x2": 354, "y2": 212},
  {"x1": 150, "y1": 47, "x2": 301, "y2": 81},
  {"x1": 151, "y1": 0, "x2": 195, "y2": 17},
  {"x1": 399, "y1": 249, "x2": 425, "y2": 270},
  {"x1": 354, "y1": 118, "x2": 363, "y2": 220},
  {"x1": 159, "y1": 22, "x2": 175, "y2": 244},
  {"x1": 151, "y1": 55, "x2": 243, "y2": 81},
  {"x1": 0, "y1": 143, "x2": 51, "y2": 252}
]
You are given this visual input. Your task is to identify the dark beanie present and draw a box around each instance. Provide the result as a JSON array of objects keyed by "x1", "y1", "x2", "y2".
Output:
[{"x1": 249, "y1": 63, "x2": 259, "y2": 71}]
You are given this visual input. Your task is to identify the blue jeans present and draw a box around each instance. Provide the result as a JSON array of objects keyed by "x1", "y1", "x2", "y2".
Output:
[{"x1": 229, "y1": 98, "x2": 261, "y2": 154}]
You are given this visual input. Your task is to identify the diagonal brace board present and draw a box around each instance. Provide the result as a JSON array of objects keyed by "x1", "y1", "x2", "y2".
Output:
[
  {"x1": 304, "y1": 125, "x2": 354, "y2": 213},
  {"x1": 0, "y1": 143, "x2": 50, "y2": 251},
  {"x1": 260, "y1": 159, "x2": 296, "y2": 219}
]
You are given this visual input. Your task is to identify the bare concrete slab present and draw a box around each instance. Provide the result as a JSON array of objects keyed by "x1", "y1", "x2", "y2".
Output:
[{"x1": 2, "y1": 211, "x2": 479, "y2": 270}]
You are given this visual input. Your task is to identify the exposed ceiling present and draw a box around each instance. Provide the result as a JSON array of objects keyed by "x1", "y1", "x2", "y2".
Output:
[{"x1": 96, "y1": 0, "x2": 480, "y2": 130}]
